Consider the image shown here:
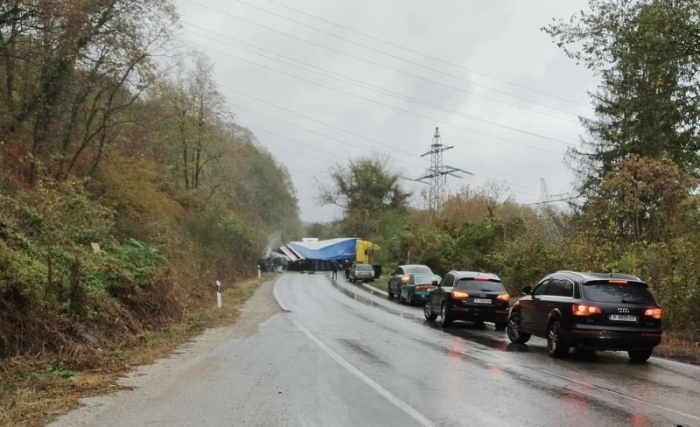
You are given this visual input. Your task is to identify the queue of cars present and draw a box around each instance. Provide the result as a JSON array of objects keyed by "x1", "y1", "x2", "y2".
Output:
[{"x1": 384, "y1": 264, "x2": 664, "y2": 362}]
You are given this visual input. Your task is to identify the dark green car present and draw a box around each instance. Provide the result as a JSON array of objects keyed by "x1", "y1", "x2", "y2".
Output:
[
  {"x1": 349, "y1": 263, "x2": 375, "y2": 282},
  {"x1": 398, "y1": 274, "x2": 442, "y2": 305}
]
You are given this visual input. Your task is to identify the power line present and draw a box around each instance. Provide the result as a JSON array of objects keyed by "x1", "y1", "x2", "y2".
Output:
[
  {"x1": 257, "y1": 0, "x2": 588, "y2": 108},
  {"x1": 181, "y1": 0, "x2": 585, "y2": 117},
  {"x1": 238, "y1": 101, "x2": 537, "y2": 194},
  {"x1": 245, "y1": 124, "x2": 351, "y2": 161},
  {"x1": 252, "y1": 120, "x2": 541, "y2": 198},
  {"x1": 223, "y1": 81, "x2": 547, "y2": 195},
  {"x1": 184, "y1": 39, "x2": 568, "y2": 155},
  {"x1": 182, "y1": 23, "x2": 578, "y2": 124},
  {"x1": 227, "y1": 100, "x2": 425, "y2": 168},
  {"x1": 182, "y1": 22, "x2": 582, "y2": 136}
]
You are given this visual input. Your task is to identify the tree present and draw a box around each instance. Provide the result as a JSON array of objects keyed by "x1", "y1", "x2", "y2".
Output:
[
  {"x1": 318, "y1": 156, "x2": 410, "y2": 238},
  {"x1": 0, "y1": 0, "x2": 178, "y2": 183},
  {"x1": 160, "y1": 52, "x2": 229, "y2": 191},
  {"x1": 574, "y1": 155, "x2": 698, "y2": 245},
  {"x1": 544, "y1": 0, "x2": 700, "y2": 196}
]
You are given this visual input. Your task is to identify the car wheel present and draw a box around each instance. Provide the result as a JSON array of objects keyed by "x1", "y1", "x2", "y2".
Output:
[
  {"x1": 547, "y1": 321, "x2": 569, "y2": 358},
  {"x1": 506, "y1": 313, "x2": 531, "y2": 344},
  {"x1": 494, "y1": 321, "x2": 507, "y2": 331},
  {"x1": 440, "y1": 303, "x2": 453, "y2": 327},
  {"x1": 424, "y1": 301, "x2": 438, "y2": 321},
  {"x1": 628, "y1": 348, "x2": 653, "y2": 363}
]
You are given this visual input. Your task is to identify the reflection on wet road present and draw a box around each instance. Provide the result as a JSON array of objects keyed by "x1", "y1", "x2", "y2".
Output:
[{"x1": 278, "y1": 272, "x2": 700, "y2": 427}]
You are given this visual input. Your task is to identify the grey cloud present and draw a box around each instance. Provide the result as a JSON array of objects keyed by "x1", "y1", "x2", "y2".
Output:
[{"x1": 175, "y1": 0, "x2": 595, "y2": 222}]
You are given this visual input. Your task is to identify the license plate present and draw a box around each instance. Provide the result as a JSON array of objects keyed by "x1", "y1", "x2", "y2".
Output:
[
  {"x1": 473, "y1": 298, "x2": 491, "y2": 304},
  {"x1": 609, "y1": 314, "x2": 637, "y2": 322}
]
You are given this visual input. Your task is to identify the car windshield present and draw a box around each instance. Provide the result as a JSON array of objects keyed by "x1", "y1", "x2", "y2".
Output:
[
  {"x1": 413, "y1": 274, "x2": 436, "y2": 284},
  {"x1": 356, "y1": 264, "x2": 373, "y2": 271},
  {"x1": 456, "y1": 279, "x2": 506, "y2": 293},
  {"x1": 582, "y1": 281, "x2": 657, "y2": 304},
  {"x1": 405, "y1": 266, "x2": 432, "y2": 274}
]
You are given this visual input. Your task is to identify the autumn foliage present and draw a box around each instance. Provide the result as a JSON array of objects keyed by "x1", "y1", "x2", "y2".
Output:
[{"x1": 0, "y1": 0, "x2": 300, "y2": 360}]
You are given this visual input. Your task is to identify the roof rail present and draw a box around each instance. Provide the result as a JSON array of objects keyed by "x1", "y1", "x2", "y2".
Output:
[
  {"x1": 455, "y1": 271, "x2": 501, "y2": 281},
  {"x1": 555, "y1": 270, "x2": 585, "y2": 278},
  {"x1": 555, "y1": 270, "x2": 644, "y2": 281}
]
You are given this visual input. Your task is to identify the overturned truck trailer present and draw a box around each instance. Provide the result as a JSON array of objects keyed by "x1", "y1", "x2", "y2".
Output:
[{"x1": 277, "y1": 238, "x2": 380, "y2": 274}]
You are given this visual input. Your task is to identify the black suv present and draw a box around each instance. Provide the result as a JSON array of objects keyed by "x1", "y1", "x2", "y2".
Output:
[
  {"x1": 424, "y1": 271, "x2": 510, "y2": 329},
  {"x1": 506, "y1": 271, "x2": 663, "y2": 362}
]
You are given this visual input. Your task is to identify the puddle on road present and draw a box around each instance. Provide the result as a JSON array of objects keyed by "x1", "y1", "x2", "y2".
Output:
[{"x1": 338, "y1": 338, "x2": 390, "y2": 367}]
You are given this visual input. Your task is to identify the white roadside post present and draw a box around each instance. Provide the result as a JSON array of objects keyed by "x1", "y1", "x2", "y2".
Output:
[
  {"x1": 257, "y1": 264, "x2": 261, "y2": 278},
  {"x1": 216, "y1": 280, "x2": 222, "y2": 308}
]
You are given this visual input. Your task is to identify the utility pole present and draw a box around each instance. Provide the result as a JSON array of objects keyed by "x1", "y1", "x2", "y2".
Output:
[{"x1": 413, "y1": 127, "x2": 472, "y2": 212}]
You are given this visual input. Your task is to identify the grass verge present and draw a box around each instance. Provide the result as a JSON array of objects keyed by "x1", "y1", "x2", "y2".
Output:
[
  {"x1": 655, "y1": 333, "x2": 700, "y2": 365},
  {"x1": 369, "y1": 278, "x2": 388, "y2": 292},
  {"x1": 0, "y1": 273, "x2": 276, "y2": 427}
]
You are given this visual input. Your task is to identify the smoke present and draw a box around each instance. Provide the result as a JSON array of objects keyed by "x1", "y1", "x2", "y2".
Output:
[{"x1": 261, "y1": 231, "x2": 283, "y2": 258}]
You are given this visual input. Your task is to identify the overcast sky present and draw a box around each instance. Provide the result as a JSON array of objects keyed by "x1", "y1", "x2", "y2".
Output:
[{"x1": 172, "y1": 0, "x2": 598, "y2": 224}]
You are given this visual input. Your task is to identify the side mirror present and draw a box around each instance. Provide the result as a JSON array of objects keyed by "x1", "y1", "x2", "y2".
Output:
[
  {"x1": 431, "y1": 280, "x2": 439, "y2": 286},
  {"x1": 522, "y1": 286, "x2": 532, "y2": 295}
]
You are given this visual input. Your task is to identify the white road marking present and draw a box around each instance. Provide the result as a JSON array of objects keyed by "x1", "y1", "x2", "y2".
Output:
[
  {"x1": 292, "y1": 319, "x2": 437, "y2": 427},
  {"x1": 273, "y1": 278, "x2": 291, "y2": 312}
]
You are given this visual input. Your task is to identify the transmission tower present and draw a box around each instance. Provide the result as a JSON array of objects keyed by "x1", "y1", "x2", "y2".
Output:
[
  {"x1": 413, "y1": 127, "x2": 472, "y2": 212},
  {"x1": 536, "y1": 178, "x2": 567, "y2": 241}
]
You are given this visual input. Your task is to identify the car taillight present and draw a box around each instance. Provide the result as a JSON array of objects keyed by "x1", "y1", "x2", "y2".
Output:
[
  {"x1": 572, "y1": 304, "x2": 602, "y2": 316},
  {"x1": 415, "y1": 285, "x2": 431, "y2": 291},
  {"x1": 451, "y1": 291, "x2": 469, "y2": 299},
  {"x1": 644, "y1": 308, "x2": 662, "y2": 319},
  {"x1": 400, "y1": 276, "x2": 410, "y2": 283},
  {"x1": 496, "y1": 294, "x2": 510, "y2": 302}
]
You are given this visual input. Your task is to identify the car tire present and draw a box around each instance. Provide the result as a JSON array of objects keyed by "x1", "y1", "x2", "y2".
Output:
[
  {"x1": 494, "y1": 321, "x2": 507, "y2": 331},
  {"x1": 628, "y1": 348, "x2": 653, "y2": 363},
  {"x1": 440, "y1": 303, "x2": 453, "y2": 327},
  {"x1": 506, "y1": 313, "x2": 531, "y2": 344},
  {"x1": 424, "y1": 301, "x2": 438, "y2": 321},
  {"x1": 547, "y1": 321, "x2": 569, "y2": 358}
]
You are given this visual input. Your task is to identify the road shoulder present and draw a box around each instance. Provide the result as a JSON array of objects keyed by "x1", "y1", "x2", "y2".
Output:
[{"x1": 47, "y1": 276, "x2": 282, "y2": 427}]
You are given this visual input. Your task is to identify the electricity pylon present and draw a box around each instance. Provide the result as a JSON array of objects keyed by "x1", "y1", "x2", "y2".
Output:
[
  {"x1": 535, "y1": 178, "x2": 567, "y2": 241},
  {"x1": 413, "y1": 127, "x2": 472, "y2": 212}
]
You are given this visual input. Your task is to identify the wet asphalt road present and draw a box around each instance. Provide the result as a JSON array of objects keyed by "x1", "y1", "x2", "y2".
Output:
[
  {"x1": 273, "y1": 273, "x2": 700, "y2": 427},
  {"x1": 52, "y1": 273, "x2": 700, "y2": 427}
]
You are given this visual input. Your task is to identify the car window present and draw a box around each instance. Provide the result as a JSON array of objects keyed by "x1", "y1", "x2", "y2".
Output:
[
  {"x1": 442, "y1": 273, "x2": 455, "y2": 287},
  {"x1": 455, "y1": 279, "x2": 506, "y2": 293},
  {"x1": 405, "y1": 266, "x2": 432, "y2": 274},
  {"x1": 356, "y1": 264, "x2": 373, "y2": 271},
  {"x1": 412, "y1": 274, "x2": 436, "y2": 284},
  {"x1": 532, "y1": 279, "x2": 551, "y2": 296},
  {"x1": 545, "y1": 278, "x2": 572, "y2": 297},
  {"x1": 582, "y1": 281, "x2": 656, "y2": 304}
]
